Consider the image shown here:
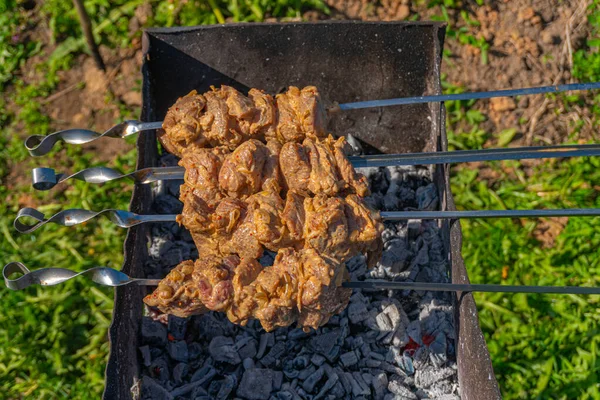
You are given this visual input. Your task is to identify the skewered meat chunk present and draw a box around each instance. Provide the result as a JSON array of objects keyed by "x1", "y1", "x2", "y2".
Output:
[
  {"x1": 159, "y1": 86, "x2": 327, "y2": 157},
  {"x1": 144, "y1": 256, "x2": 262, "y2": 317},
  {"x1": 144, "y1": 248, "x2": 351, "y2": 331},
  {"x1": 280, "y1": 136, "x2": 370, "y2": 197},
  {"x1": 219, "y1": 139, "x2": 282, "y2": 198},
  {"x1": 275, "y1": 86, "x2": 327, "y2": 143}
]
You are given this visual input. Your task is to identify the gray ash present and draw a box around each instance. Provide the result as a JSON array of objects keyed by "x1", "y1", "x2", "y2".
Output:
[{"x1": 136, "y1": 154, "x2": 460, "y2": 400}]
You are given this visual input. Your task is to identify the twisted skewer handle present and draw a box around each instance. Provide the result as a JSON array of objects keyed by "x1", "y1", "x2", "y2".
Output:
[
  {"x1": 25, "y1": 121, "x2": 163, "y2": 157},
  {"x1": 13, "y1": 207, "x2": 177, "y2": 233},
  {"x1": 32, "y1": 166, "x2": 184, "y2": 191},
  {"x1": 3, "y1": 262, "x2": 160, "y2": 290}
]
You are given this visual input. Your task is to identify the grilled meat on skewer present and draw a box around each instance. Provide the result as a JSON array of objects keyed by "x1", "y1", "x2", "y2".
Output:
[
  {"x1": 159, "y1": 86, "x2": 328, "y2": 157},
  {"x1": 144, "y1": 248, "x2": 352, "y2": 331}
]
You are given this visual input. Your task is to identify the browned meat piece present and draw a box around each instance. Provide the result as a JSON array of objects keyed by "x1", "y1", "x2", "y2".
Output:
[
  {"x1": 304, "y1": 137, "x2": 344, "y2": 196},
  {"x1": 219, "y1": 139, "x2": 281, "y2": 198},
  {"x1": 282, "y1": 190, "x2": 307, "y2": 242},
  {"x1": 297, "y1": 248, "x2": 352, "y2": 330},
  {"x1": 303, "y1": 195, "x2": 350, "y2": 260},
  {"x1": 304, "y1": 194, "x2": 384, "y2": 265},
  {"x1": 179, "y1": 147, "x2": 228, "y2": 207},
  {"x1": 279, "y1": 136, "x2": 369, "y2": 197},
  {"x1": 276, "y1": 86, "x2": 326, "y2": 143},
  {"x1": 344, "y1": 194, "x2": 385, "y2": 268},
  {"x1": 279, "y1": 142, "x2": 312, "y2": 192},
  {"x1": 246, "y1": 188, "x2": 289, "y2": 252},
  {"x1": 143, "y1": 260, "x2": 208, "y2": 318},
  {"x1": 332, "y1": 136, "x2": 370, "y2": 197},
  {"x1": 158, "y1": 91, "x2": 208, "y2": 157},
  {"x1": 249, "y1": 88, "x2": 277, "y2": 140},
  {"x1": 144, "y1": 256, "x2": 262, "y2": 317},
  {"x1": 252, "y1": 248, "x2": 301, "y2": 331}
]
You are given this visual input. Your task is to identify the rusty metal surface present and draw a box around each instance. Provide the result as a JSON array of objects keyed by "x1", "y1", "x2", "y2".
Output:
[{"x1": 104, "y1": 21, "x2": 500, "y2": 399}]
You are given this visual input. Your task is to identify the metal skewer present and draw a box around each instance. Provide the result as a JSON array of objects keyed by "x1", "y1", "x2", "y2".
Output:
[
  {"x1": 14, "y1": 207, "x2": 600, "y2": 234},
  {"x1": 24, "y1": 81, "x2": 600, "y2": 156},
  {"x1": 5, "y1": 262, "x2": 600, "y2": 295},
  {"x1": 31, "y1": 143, "x2": 600, "y2": 190}
]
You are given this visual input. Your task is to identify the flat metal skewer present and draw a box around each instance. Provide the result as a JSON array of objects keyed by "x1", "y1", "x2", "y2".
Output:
[
  {"x1": 31, "y1": 143, "x2": 600, "y2": 190},
  {"x1": 5, "y1": 262, "x2": 600, "y2": 295},
  {"x1": 13, "y1": 207, "x2": 600, "y2": 234},
  {"x1": 25, "y1": 81, "x2": 600, "y2": 156}
]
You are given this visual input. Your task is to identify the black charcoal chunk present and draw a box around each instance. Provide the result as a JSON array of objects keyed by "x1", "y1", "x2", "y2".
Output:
[
  {"x1": 273, "y1": 371, "x2": 284, "y2": 391},
  {"x1": 172, "y1": 363, "x2": 188, "y2": 385},
  {"x1": 261, "y1": 341, "x2": 286, "y2": 368},
  {"x1": 168, "y1": 341, "x2": 189, "y2": 363},
  {"x1": 139, "y1": 345, "x2": 152, "y2": 367},
  {"x1": 237, "y1": 369, "x2": 274, "y2": 400},
  {"x1": 168, "y1": 315, "x2": 188, "y2": 340},
  {"x1": 141, "y1": 376, "x2": 173, "y2": 400},
  {"x1": 209, "y1": 336, "x2": 241, "y2": 365},
  {"x1": 339, "y1": 351, "x2": 358, "y2": 367},
  {"x1": 149, "y1": 357, "x2": 170, "y2": 382},
  {"x1": 348, "y1": 302, "x2": 369, "y2": 324},
  {"x1": 302, "y1": 367, "x2": 325, "y2": 393},
  {"x1": 237, "y1": 338, "x2": 258, "y2": 360},
  {"x1": 141, "y1": 317, "x2": 167, "y2": 347},
  {"x1": 191, "y1": 365, "x2": 217, "y2": 385}
]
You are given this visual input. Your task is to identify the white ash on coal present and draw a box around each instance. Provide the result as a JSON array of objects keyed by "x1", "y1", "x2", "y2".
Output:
[{"x1": 136, "y1": 153, "x2": 459, "y2": 400}]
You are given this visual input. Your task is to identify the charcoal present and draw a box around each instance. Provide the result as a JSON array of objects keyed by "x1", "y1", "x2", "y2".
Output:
[
  {"x1": 329, "y1": 381, "x2": 345, "y2": 397},
  {"x1": 372, "y1": 372, "x2": 388, "y2": 400},
  {"x1": 313, "y1": 374, "x2": 338, "y2": 400},
  {"x1": 302, "y1": 366, "x2": 325, "y2": 393},
  {"x1": 196, "y1": 313, "x2": 232, "y2": 338},
  {"x1": 172, "y1": 363, "x2": 188, "y2": 385},
  {"x1": 348, "y1": 302, "x2": 369, "y2": 324},
  {"x1": 273, "y1": 391, "x2": 294, "y2": 400},
  {"x1": 388, "y1": 377, "x2": 417, "y2": 399},
  {"x1": 311, "y1": 354, "x2": 326, "y2": 366},
  {"x1": 309, "y1": 331, "x2": 339, "y2": 357},
  {"x1": 149, "y1": 236, "x2": 173, "y2": 259},
  {"x1": 237, "y1": 369, "x2": 274, "y2": 400},
  {"x1": 155, "y1": 194, "x2": 183, "y2": 214},
  {"x1": 362, "y1": 373, "x2": 373, "y2": 387},
  {"x1": 168, "y1": 315, "x2": 188, "y2": 340},
  {"x1": 211, "y1": 375, "x2": 236, "y2": 400},
  {"x1": 150, "y1": 357, "x2": 170, "y2": 382},
  {"x1": 256, "y1": 333, "x2": 270, "y2": 359},
  {"x1": 346, "y1": 372, "x2": 368, "y2": 396},
  {"x1": 141, "y1": 376, "x2": 174, "y2": 400},
  {"x1": 273, "y1": 371, "x2": 284, "y2": 391},
  {"x1": 141, "y1": 317, "x2": 167, "y2": 347},
  {"x1": 139, "y1": 345, "x2": 152, "y2": 367},
  {"x1": 262, "y1": 341, "x2": 286, "y2": 367},
  {"x1": 188, "y1": 342, "x2": 203, "y2": 361},
  {"x1": 243, "y1": 358, "x2": 255, "y2": 370},
  {"x1": 288, "y1": 328, "x2": 309, "y2": 340},
  {"x1": 352, "y1": 372, "x2": 371, "y2": 396},
  {"x1": 209, "y1": 336, "x2": 241, "y2": 364},
  {"x1": 168, "y1": 341, "x2": 189, "y2": 363},
  {"x1": 416, "y1": 184, "x2": 438, "y2": 211},
  {"x1": 335, "y1": 368, "x2": 352, "y2": 394},
  {"x1": 339, "y1": 351, "x2": 358, "y2": 367},
  {"x1": 191, "y1": 365, "x2": 217, "y2": 385},
  {"x1": 376, "y1": 312, "x2": 394, "y2": 332},
  {"x1": 298, "y1": 365, "x2": 316, "y2": 381},
  {"x1": 237, "y1": 338, "x2": 258, "y2": 359},
  {"x1": 414, "y1": 366, "x2": 456, "y2": 389}
]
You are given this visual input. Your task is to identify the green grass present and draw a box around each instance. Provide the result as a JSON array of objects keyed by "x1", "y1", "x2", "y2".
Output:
[{"x1": 1, "y1": 0, "x2": 600, "y2": 399}]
